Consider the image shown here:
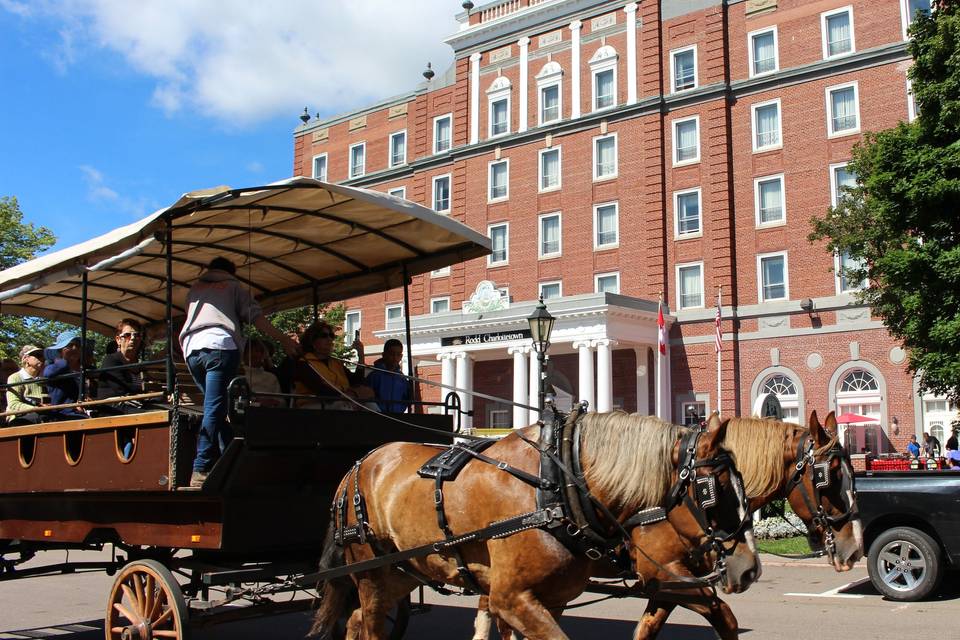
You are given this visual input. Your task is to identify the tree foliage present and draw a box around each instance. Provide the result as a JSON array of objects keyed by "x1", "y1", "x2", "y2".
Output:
[{"x1": 809, "y1": 2, "x2": 960, "y2": 402}]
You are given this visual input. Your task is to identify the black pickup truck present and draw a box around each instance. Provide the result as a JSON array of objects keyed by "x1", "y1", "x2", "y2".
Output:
[{"x1": 856, "y1": 470, "x2": 960, "y2": 600}]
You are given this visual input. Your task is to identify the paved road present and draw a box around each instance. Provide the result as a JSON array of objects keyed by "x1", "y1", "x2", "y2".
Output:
[{"x1": 1, "y1": 550, "x2": 957, "y2": 639}]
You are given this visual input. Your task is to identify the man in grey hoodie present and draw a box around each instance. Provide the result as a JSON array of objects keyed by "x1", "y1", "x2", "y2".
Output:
[{"x1": 179, "y1": 257, "x2": 299, "y2": 487}]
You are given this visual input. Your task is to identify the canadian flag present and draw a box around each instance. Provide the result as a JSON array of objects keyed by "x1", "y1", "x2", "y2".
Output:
[{"x1": 658, "y1": 301, "x2": 667, "y2": 355}]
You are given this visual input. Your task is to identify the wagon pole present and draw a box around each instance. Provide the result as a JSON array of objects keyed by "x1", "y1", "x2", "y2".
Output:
[{"x1": 80, "y1": 270, "x2": 89, "y2": 401}]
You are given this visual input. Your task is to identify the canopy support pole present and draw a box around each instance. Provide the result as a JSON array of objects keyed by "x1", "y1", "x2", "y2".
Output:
[
  {"x1": 165, "y1": 224, "x2": 175, "y2": 396},
  {"x1": 402, "y1": 264, "x2": 416, "y2": 410},
  {"x1": 313, "y1": 284, "x2": 320, "y2": 322},
  {"x1": 79, "y1": 270, "x2": 89, "y2": 400}
]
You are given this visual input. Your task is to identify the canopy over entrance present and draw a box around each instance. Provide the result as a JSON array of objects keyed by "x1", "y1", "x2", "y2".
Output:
[{"x1": 0, "y1": 178, "x2": 491, "y2": 336}]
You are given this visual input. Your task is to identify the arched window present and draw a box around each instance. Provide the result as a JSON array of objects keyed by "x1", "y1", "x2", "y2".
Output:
[
  {"x1": 589, "y1": 46, "x2": 618, "y2": 111},
  {"x1": 761, "y1": 373, "x2": 800, "y2": 424},
  {"x1": 839, "y1": 370, "x2": 879, "y2": 393},
  {"x1": 836, "y1": 368, "x2": 883, "y2": 454},
  {"x1": 536, "y1": 61, "x2": 563, "y2": 126},
  {"x1": 486, "y1": 76, "x2": 512, "y2": 138}
]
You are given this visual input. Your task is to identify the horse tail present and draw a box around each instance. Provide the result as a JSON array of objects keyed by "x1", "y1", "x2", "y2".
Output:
[{"x1": 309, "y1": 516, "x2": 355, "y2": 637}]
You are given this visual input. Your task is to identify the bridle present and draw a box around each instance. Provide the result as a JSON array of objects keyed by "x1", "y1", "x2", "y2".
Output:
[{"x1": 784, "y1": 433, "x2": 858, "y2": 563}]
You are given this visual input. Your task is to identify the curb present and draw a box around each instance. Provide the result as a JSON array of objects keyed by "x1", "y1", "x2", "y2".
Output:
[{"x1": 759, "y1": 553, "x2": 865, "y2": 569}]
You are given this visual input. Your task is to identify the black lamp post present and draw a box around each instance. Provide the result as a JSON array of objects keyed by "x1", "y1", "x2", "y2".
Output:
[{"x1": 527, "y1": 296, "x2": 555, "y2": 414}]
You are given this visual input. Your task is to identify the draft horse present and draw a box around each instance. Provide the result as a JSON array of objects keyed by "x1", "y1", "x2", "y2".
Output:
[{"x1": 311, "y1": 412, "x2": 760, "y2": 640}]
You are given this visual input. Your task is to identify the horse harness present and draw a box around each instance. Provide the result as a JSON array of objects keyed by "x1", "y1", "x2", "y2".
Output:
[{"x1": 331, "y1": 403, "x2": 751, "y2": 595}]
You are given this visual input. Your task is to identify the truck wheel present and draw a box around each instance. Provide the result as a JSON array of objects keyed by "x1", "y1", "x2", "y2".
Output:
[{"x1": 867, "y1": 527, "x2": 942, "y2": 601}]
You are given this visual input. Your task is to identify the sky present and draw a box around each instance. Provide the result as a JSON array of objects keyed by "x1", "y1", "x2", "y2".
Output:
[{"x1": 0, "y1": 0, "x2": 458, "y2": 250}]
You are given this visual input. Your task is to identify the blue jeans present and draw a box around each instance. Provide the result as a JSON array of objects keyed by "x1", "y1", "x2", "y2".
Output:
[{"x1": 186, "y1": 348, "x2": 240, "y2": 472}]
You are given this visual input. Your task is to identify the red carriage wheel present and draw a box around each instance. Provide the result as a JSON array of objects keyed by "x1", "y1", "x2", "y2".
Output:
[{"x1": 105, "y1": 559, "x2": 190, "y2": 640}]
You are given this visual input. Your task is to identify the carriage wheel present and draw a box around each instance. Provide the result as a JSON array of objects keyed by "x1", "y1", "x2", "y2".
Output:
[{"x1": 105, "y1": 559, "x2": 190, "y2": 640}]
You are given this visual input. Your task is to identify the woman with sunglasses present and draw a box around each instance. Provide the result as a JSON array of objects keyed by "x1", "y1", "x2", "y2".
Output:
[
  {"x1": 293, "y1": 320, "x2": 376, "y2": 409},
  {"x1": 97, "y1": 318, "x2": 146, "y2": 402}
]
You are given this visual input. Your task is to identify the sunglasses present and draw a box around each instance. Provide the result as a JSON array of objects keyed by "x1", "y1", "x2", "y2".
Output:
[{"x1": 119, "y1": 332, "x2": 142, "y2": 340}]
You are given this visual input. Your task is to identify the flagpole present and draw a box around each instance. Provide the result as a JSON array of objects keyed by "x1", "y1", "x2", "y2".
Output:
[
  {"x1": 656, "y1": 291, "x2": 663, "y2": 419},
  {"x1": 717, "y1": 285, "x2": 722, "y2": 417}
]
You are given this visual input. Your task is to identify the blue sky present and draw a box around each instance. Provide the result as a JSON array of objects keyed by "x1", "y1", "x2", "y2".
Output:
[{"x1": 0, "y1": 1, "x2": 456, "y2": 250}]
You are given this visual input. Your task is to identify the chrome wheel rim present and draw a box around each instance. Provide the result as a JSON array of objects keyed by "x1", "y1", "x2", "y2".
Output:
[{"x1": 876, "y1": 539, "x2": 927, "y2": 593}]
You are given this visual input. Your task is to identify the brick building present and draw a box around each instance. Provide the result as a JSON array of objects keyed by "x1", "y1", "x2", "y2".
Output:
[{"x1": 292, "y1": 0, "x2": 954, "y2": 457}]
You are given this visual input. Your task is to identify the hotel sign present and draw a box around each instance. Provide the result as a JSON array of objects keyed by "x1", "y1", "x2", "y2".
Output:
[{"x1": 442, "y1": 329, "x2": 531, "y2": 347}]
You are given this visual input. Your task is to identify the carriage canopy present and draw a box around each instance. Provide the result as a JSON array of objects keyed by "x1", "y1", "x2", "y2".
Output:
[{"x1": 0, "y1": 177, "x2": 491, "y2": 335}]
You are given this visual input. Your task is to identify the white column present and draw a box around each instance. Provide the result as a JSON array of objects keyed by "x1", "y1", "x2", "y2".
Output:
[
  {"x1": 569, "y1": 20, "x2": 582, "y2": 119},
  {"x1": 439, "y1": 353, "x2": 456, "y2": 401},
  {"x1": 518, "y1": 37, "x2": 530, "y2": 133},
  {"x1": 509, "y1": 346, "x2": 530, "y2": 427},
  {"x1": 529, "y1": 349, "x2": 542, "y2": 421},
  {"x1": 624, "y1": 3, "x2": 638, "y2": 105},
  {"x1": 595, "y1": 339, "x2": 616, "y2": 413},
  {"x1": 635, "y1": 347, "x2": 650, "y2": 415},
  {"x1": 573, "y1": 340, "x2": 595, "y2": 410},
  {"x1": 657, "y1": 342, "x2": 671, "y2": 421},
  {"x1": 469, "y1": 52, "x2": 481, "y2": 145},
  {"x1": 455, "y1": 352, "x2": 473, "y2": 430}
]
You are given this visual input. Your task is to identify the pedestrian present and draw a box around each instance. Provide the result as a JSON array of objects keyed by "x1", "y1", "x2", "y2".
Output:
[
  {"x1": 946, "y1": 427, "x2": 959, "y2": 454},
  {"x1": 906, "y1": 434, "x2": 920, "y2": 458},
  {"x1": 365, "y1": 338, "x2": 412, "y2": 413},
  {"x1": 922, "y1": 432, "x2": 941, "y2": 458},
  {"x1": 179, "y1": 257, "x2": 300, "y2": 488}
]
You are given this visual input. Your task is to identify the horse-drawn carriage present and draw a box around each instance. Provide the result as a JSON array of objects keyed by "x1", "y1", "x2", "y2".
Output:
[{"x1": 0, "y1": 178, "x2": 863, "y2": 640}]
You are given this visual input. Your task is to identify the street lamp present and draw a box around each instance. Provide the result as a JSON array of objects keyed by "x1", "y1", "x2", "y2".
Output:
[{"x1": 527, "y1": 296, "x2": 555, "y2": 415}]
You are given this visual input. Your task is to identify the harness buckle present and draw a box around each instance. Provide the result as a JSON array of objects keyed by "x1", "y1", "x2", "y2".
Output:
[
  {"x1": 497, "y1": 460, "x2": 508, "y2": 471},
  {"x1": 585, "y1": 548, "x2": 603, "y2": 561},
  {"x1": 353, "y1": 493, "x2": 362, "y2": 506},
  {"x1": 679, "y1": 467, "x2": 690, "y2": 481},
  {"x1": 434, "y1": 489, "x2": 443, "y2": 505}
]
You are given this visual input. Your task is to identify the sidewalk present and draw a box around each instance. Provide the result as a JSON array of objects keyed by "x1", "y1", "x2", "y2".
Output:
[{"x1": 758, "y1": 552, "x2": 864, "y2": 568}]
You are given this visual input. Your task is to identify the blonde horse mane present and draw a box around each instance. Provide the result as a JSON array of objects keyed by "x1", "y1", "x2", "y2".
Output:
[
  {"x1": 722, "y1": 417, "x2": 807, "y2": 499},
  {"x1": 579, "y1": 412, "x2": 685, "y2": 510}
]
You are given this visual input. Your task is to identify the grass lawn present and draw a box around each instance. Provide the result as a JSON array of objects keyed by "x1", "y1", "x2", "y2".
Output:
[{"x1": 757, "y1": 536, "x2": 812, "y2": 555}]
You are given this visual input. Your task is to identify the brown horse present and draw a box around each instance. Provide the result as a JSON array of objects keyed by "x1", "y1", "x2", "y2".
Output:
[
  {"x1": 311, "y1": 412, "x2": 759, "y2": 640},
  {"x1": 474, "y1": 410, "x2": 864, "y2": 640}
]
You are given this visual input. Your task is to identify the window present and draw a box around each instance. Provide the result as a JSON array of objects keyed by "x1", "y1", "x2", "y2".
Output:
[
  {"x1": 831, "y1": 163, "x2": 857, "y2": 207},
  {"x1": 385, "y1": 304, "x2": 404, "y2": 326},
  {"x1": 681, "y1": 401, "x2": 707, "y2": 427},
  {"x1": 490, "y1": 97, "x2": 510, "y2": 137},
  {"x1": 593, "y1": 134, "x2": 617, "y2": 180},
  {"x1": 387, "y1": 186, "x2": 406, "y2": 198},
  {"x1": 312, "y1": 153, "x2": 327, "y2": 181},
  {"x1": 671, "y1": 46, "x2": 697, "y2": 92},
  {"x1": 677, "y1": 262, "x2": 704, "y2": 310},
  {"x1": 754, "y1": 175, "x2": 785, "y2": 226},
  {"x1": 488, "y1": 408, "x2": 511, "y2": 428},
  {"x1": 673, "y1": 116, "x2": 700, "y2": 165},
  {"x1": 674, "y1": 188, "x2": 702, "y2": 237},
  {"x1": 901, "y1": 0, "x2": 932, "y2": 39},
  {"x1": 539, "y1": 147, "x2": 561, "y2": 191},
  {"x1": 837, "y1": 250, "x2": 866, "y2": 293},
  {"x1": 430, "y1": 297, "x2": 450, "y2": 314},
  {"x1": 349, "y1": 143, "x2": 365, "y2": 179},
  {"x1": 907, "y1": 78, "x2": 918, "y2": 122},
  {"x1": 832, "y1": 163, "x2": 866, "y2": 293},
  {"x1": 433, "y1": 114, "x2": 452, "y2": 154},
  {"x1": 344, "y1": 311, "x2": 361, "y2": 341},
  {"x1": 822, "y1": 6, "x2": 855, "y2": 59},
  {"x1": 589, "y1": 46, "x2": 618, "y2": 111},
  {"x1": 749, "y1": 27, "x2": 779, "y2": 77},
  {"x1": 595, "y1": 272, "x2": 620, "y2": 294},
  {"x1": 488, "y1": 223, "x2": 509, "y2": 266},
  {"x1": 758, "y1": 252, "x2": 788, "y2": 301},
  {"x1": 836, "y1": 369, "x2": 883, "y2": 454},
  {"x1": 536, "y1": 61, "x2": 563, "y2": 126},
  {"x1": 389, "y1": 130, "x2": 406, "y2": 167},
  {"x1": 827, "y1": 82, "x2": 860, "y2": 136},
  {"x1": 539, "y1": 213, "x2": 561, "y2": 258},
  {"x1": 752, "y1": 99, "x2": 781, "y2": 152},
  {"x1": 432, "y1": 174, "x2": 451, "y2": 213},
  {"x1": 594, "y1": 202, "x2": 619, "y2": 249},
  {"x1": 488, "y1": 159, "x2": 509, "y2": 201},
  {"x1": 431, "y1": 266, "x2": 450, "y2": 277},
  {"x1": 539, "y1": 281, "x2": 562, "y2": 300},
  {"x1": 841, "y1": 370, "x2": 879, "y2": 393},
  {"x1": 761, "y1": 374, "x2": 800, "y2": 424}
]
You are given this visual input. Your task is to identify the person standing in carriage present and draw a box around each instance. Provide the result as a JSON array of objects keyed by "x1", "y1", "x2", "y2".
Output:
[{"x1": 179, "y1": 257, "x2": 300, "y2": 487}]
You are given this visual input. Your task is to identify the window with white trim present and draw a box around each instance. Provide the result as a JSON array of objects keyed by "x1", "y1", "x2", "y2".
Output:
[
  {"x1": 671, "y1": 46, "x2": 697, "y2": 92},
  {"x1": 832, "y1": 162, "x2": 865, "y2": 294},
  {"x1": 677, "y1": 262, "x2": 704, "y2": 310},
  {"x1": 344, "y1": 311, "x2": 361, "y2": 341},
  {"x1": 488, "y1": 159, "x2": 509, "y2": 201},
  {"x1": 539, "y1": 213, "x2": 561, "y2": 258},
  {"x1": 589, "y1": 46, "x2": 618, "y2": 111},
  {"x1": 673, "y1": 116, "x2": 700, "y2": 165},
  {"x1": 432, "y1": 174, "x2": 451, "y2": 213},
  {"x1": 595, "y1": 272, "x2": 620, "y2": 294},
  {"x1": 907, "y1": 78, "x2": 918, "y2": 122},
  {"x1": 539, "y1": 281, "x2": 562, "y2": 300},
  {"x1": 594, "y1": 202, "x2": 618, "y2": 249},
  {"x1": 836, "y1": 370, "x2": 882, "y2": 452},
  {"x1": 387, "y1": 186, "x2": 406, "y2": 198},
  {"x1": 674, "y1": 188, "x2": 702, "y2": 237},
  {"x1": 487, "y1": 76, "x2": 511, "y2": 138},
  {"x1": 430, "y1": 297, "x2": 450, "y2": 314},
  {"x1": 389, "y1": 130, "x2": 406, "y2": 167},
  {"x1": 827, "y1": 82, "x2": 860, "y2": 136},
  {"x1": 536, "y1": 61, "x2": 563, "y2": 126},
  {"x1": 539, "y1": 147, "x2": 561, "y2": 191},
  {"x1": 431, "y1": 266, "x2": 450, "y2": 278},
  {"x1": 822, "y1": 6, "x2": 855, "y2": 59},
  {"x1": 754, "y1": 174, "x2": 785, "y2": 226},
  {"x1": 749, "y1": 27, "x2": 778, "y2": 77},
  {"x1": 593, "y1": 134, "x2": 617, "y2": 180},
  {"x1": 758, "y1": 252, "x2": 788, "y2": 301},
  {"x1": 901, "y1": 0, "x2": 932, "y2": 39},
  {"x1": 312, "y1": 153, "x2": 327, "y2": 181},
  {"x1": 761, "y1": 374, "x2": 800, "y2": 424},
  {"x1": 349, "y1": 143, "x2": 365, "y2": 179},
  {"x1": 681, "y1": 401, "x2": 707, "y2": 427},
  {"x1": 433, "y1": 114, "x2": 452, "y2": 154},
  {"x1": 488, "y1": 223, "x2": 508, "y2": 266},
  {"x1": 385, "y1": 304, "x2": 404, "y2": 326},
  {"x1": 752, "y1": 99, "x2": 781, "y2": 152}
]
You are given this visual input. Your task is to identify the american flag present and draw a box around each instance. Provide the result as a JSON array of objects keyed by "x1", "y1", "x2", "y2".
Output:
[{"x1": 714, "y1": 292, "x2": 723, "y2": 354}]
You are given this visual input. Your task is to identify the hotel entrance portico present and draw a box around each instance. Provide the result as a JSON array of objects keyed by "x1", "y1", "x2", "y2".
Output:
[{"x1": 376, "y1": 288, "x2": 673, "y2": 429}]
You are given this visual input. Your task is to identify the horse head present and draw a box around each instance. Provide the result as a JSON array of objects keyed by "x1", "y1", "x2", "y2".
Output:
[
  {"x1": 784, "y1": 410, "x2": 864, "y2": 571},
  {"x1": 667, "y1": 413, "x2": 761, "y2": 594}
]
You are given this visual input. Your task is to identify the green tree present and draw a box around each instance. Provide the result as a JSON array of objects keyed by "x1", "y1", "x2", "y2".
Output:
[
  {"x1": 248, "y1": 302, "x2": 347, "y2": 364},
  {"x1": 0, "y1": 196, "x2": 57, "y2": 359},
  {"x1": 810, "y1": 2, "x2": 960, "y2": 402}
]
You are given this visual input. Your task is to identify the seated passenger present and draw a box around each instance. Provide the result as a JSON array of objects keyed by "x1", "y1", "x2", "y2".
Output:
[
  {"x1": 5, "y1": 345, "x2": 48, "y2": 425},
  {"x1": 293, "y1": 321, "x2": 376, "y2": 410},
  {"x1": 43, "y1": 331, "x2": 89, "y2": 420},
  {"x1": 98, "y1": 319, "x2": 146, "y2": 407},
  {"x1": 0, "y1": 358, "x2": 17, "y2": 413},
  {"x1": 244, "y1": 338, "x2": 282, "y2": 407},
  {"x1": 365, "y1": 339, "x2": 412, "y2": 413}
]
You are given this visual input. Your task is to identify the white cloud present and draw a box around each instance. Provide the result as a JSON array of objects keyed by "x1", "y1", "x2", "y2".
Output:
[
  {"x1": 8, "y1": 0, "x2": 459, "y2": 125},
  {"x1": 79, "y1": 164, "x2": 157, "y2": 218}
]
